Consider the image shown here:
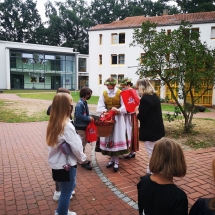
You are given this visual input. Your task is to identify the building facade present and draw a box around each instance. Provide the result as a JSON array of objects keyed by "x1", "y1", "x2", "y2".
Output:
[
  {"x1": 89, "y1": 11, "x2": 215, "y2": 106},
  {"x1": 0, "y1": 41, "x2": 89, "y2": 90}
]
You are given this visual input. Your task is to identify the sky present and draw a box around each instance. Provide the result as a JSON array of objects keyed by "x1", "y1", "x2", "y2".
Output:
[{"x1": 36, "y1": 0, "x2": 92, "y2": 22}]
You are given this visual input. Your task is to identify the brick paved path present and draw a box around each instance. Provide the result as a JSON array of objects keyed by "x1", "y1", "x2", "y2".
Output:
[
  {"x1": 1, "y1": 122, "x2": 215, "y2": 215},
  {"x1": 0, "y1": 122, "x2": 139, "y2": 215},
  {"x1": 0, "y1": 94, "x2": 215, "y2": 215}
]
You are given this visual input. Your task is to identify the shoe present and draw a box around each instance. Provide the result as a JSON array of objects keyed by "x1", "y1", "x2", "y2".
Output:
[
  {"x1": 106, "y1": 161, "x2": 114, "y2": 168},
  {"x1": 114, "y1": 163, "x2": 119, "y2": 172},
  {"x1": 55, "y1": 210, "x2": 76, "y2": 215},
  {"x1": 68, "y1": 211, "x2": 77, "y2": 215},
  {"x1": 53, "y1": 191, "x2": 61, "y2": 201},
  {"x1": 124, "y1": 153, "x2": 135, "y2": 159},
  {"x1": 81, "y1": 162, "x2": 92, "y2": 170},
  {"x1": 53, "y1": 191, "x2": 73, "y2": 201}
]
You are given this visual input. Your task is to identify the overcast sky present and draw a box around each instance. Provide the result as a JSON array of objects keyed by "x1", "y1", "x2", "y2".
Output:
[{"x1": 36, "y1": 0, "x2": 92, "y2": 22}]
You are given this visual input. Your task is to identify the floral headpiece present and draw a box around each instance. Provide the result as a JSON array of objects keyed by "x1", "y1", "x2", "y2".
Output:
[
  {"x1": 104, "y1": 78, "x2": 117, "y2": 86},
  {"x1": 119, "y1": 78, "x2": 132, "y2": 85}
]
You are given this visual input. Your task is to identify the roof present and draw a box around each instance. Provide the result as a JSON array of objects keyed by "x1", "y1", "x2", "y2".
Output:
[{"x1": 90, "y1": 11, "x2": 215, "y2": 31}]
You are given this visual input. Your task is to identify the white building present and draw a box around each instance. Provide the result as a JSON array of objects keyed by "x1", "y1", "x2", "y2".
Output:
[
  {"x1": 89, "y1": 11, "x2": 215, "y2": 106},
  {"x1": 0, "y1": 41, "x2": 89, "y2": 90}
]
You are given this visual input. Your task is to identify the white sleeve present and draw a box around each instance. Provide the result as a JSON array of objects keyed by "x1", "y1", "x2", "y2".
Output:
[
  {"x1": 118, "y1": 96, "x2": 127, "y2": 114},
  {"x1": 64, "y1": 123, "x2": 87, "y2": 163},
  {"x1": 97, "y1": 93, "x2": 107, "y2": 113}
]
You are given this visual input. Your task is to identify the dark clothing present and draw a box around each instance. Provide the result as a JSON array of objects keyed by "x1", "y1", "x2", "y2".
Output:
[
  {"x1": 137, "y1": 174, "x2": 188, "y2": 215},
  {"x1": 47, "y1": 104, "x2": 73, "y2": 121},
  {"x1": 137, "y1": 93, "x2": 165, "y2": 141},
  {"x1": 74, "y1": 98, "x2": 90, "y2": 131},
  {"x1": 47, "y1": 105, "x2": 52, "y2": 115},
  {"x1": 189, "y1": 198, "x2": 215, "y2": 215}
]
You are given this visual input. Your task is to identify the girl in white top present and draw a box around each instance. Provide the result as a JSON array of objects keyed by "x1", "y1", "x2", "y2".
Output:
[{"x1": 46, "y1": 93, "x2": 87, "y2": 215}]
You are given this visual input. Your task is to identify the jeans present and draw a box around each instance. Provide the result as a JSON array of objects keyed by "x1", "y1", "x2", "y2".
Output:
[{"x1": 56, "y1": 167, "x2": 76, "y2": 215}]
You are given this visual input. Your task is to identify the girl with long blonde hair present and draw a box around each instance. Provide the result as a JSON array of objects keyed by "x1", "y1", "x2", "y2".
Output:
[{"x1": 47, "y1": 93, "x2": 87, "y2": 215}]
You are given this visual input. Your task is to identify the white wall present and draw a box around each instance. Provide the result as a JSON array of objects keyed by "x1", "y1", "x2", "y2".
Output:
[{"x1": 89, "y1": 22, "x2": 215, "y2": 105}]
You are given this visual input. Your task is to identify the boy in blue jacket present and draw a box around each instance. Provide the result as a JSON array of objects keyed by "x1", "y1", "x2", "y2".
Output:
[{"x1": 74, "y1": 87, "x2": 94, "y2": 170}]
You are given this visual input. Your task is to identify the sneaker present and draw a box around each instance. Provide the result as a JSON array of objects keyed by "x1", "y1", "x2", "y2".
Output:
[
  {"x1": 81, "y1": 162, "x2": 92, "y2": 170},
  {"x1": 54, "y1": 210, "x2": 76, "y2": 215},
  {"x1": 53, "y1": 191, "x2": 73, "y2": 201},
  {"x1": 68, "y1": 211, "x2": 76, "y2": 215},
  {"x1": 53, "y1": 191, "x2": 61, "y2": 201}
]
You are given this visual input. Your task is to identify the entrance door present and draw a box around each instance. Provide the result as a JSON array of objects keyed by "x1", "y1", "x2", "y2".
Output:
[{"x1": 10, "y1": 74, "x2": 24, "y2": 89}]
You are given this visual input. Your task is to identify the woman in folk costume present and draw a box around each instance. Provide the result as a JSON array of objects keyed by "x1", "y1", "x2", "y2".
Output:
[
  {"x1": 119, "y1": 78, "x2": 140, "y2": 159},
  {"x1": 96, "y1": 77, "x2": 128, "y2": 172}
]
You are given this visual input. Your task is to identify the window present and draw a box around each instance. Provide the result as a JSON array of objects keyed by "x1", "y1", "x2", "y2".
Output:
[
  {"x1": 118, "y1": 74, "x2": 124, "y2": 83},
  {"x1": 140, "y1": 53, "x2": 146, "y2": 64},
  {"x1": 167, "y1": 29, "x2": 171, "y2": 35},
  {"x1": 99, "y1": 55, "x2": 102, "y2": 65},
  {"x1": 192, "y1": 28, "x2": 199, "y2": 33},
  {"x1": 119, "y1": 33, "x2": 125, "y2": 44},
  {"x1": 111, "y1": 74, "x2": 117, "y2": 79},
  {"x1": 111, "y1": 55, "x2": 117, "y2": 64},
  {"x1": 111, "y1": 33, "x2": 125, "y2": 44},
  {"x1": 99, "y1": 34, "x2": 102, "y2": 45},
  {"x1": 78, "y1": 58, "x2": 86, "y2": 72},
  {"x1": 111, "y1": 54, "x2": 125, "y2": 65},
  {"x1": 166, "y1": 53, "x2": 170, "y2": 62},
  {"x1": 111, "y1": 33, "x2": 118, "y2": 44},
  {"x1": 211, "y1": 27, "x2": 215, "y2": 39},
  {"x1": 118, "y1": 54, "x2": 125, "y2": 64},
  {"x1": 99, "y1": 74, "x2": 102, "y2": 84}
]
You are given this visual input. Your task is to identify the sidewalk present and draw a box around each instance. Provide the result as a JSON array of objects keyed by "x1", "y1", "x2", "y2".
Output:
[{"x1": 0, "y1": 94, "x2": 215, "y2": 214}]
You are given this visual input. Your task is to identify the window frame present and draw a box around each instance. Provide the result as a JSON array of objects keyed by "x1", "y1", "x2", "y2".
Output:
[
  {"x1": 99, "y1": 74, "x2": 102, "y2": 85},
  {"x1": 111, "y1": 33, "x2": 118, "y2": 44},
  {"x1": 118, "y1": 54, "x2": 125, "y2": 64},
  {"x1": 99, "y1": 34, "x2": 102, "y2": 45},
  {"x1": 119, "y1": 33, "x2": 125, "y2": 44},
  {"x1": 99, "y1": 55, "x2": 102, "y2": 65},
  {"x1": 111, "y1": 54, "x2": 117, "y2": 65}
]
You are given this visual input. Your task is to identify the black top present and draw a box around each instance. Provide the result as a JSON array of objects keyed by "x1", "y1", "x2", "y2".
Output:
[
  {"x1": 189, "y1": 198, "x2": 215, "y2": 215},
  {"x1": 137, "y1": 174, "x2": 188, "y2": 215},
  {"x1": 137, "y1": 93, "x2": 165, "y2": 141}
]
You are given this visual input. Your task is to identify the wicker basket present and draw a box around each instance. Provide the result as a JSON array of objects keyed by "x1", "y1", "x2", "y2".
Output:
[{"x1": 96, "y1": 122, "x2": 114, "y2": 137}]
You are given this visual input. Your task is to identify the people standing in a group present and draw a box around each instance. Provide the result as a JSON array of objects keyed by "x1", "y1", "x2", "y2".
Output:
[
  {"x1": 137, "y1": 138, "x2": 188, "y2": 215},
  {"x1": 74, "y1": 86, "x2": 94, "y2": 170},
  {"x1": 189, "y1": 158, "x2": 215, "y2": 215},
  {"x1": 47, "y1": 93, "x2": 87, "y2": 215},
  {"x1": 120, "y1": 78, "x2": 139, "y2": 159},
  {"x1": 96, "y1": 77, "x2": 128, "y2": 172},
  {"x1": 135, "y1": 78, "x2": 165, "y2": 177},
  {"x1": 46, "y1": 88, "x2": 75, "y2": 201}
]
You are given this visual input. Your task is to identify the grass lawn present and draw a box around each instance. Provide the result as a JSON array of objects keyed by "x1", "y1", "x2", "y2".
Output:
[{"x1": 0, "y1": 91, "x2": 214, "y2": 149}]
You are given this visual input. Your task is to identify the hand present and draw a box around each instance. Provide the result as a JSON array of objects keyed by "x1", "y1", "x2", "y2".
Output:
[
  {"x1": 111, "y1": 107, "x2": 119, "y2": 114},
  {"x1": 90, "y1": 117, "x2": 94, "y2": 122},
  {"x1": 135, "y1": 106, "x2": 139, "y2": 114}
]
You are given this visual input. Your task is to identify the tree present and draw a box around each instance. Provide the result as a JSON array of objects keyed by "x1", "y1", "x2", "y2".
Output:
[
  {"x1": 161, "y1": 0, "x2": 215, "y2": 13},
  {"x1": 130, "y1": 21, "x2": 215, "y2": 133},
  {"x1": 90, "y1": 0, "x2": 121, "y2": 24},
  {"x1": 0, "y1": 0, "x2": 41, "y2": 42}
]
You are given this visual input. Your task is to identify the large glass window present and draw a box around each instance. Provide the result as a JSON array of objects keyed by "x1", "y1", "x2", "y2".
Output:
[
  {"x1": 10, "y1": 49, "x2": 76, "y2": 90},
  {"x1": 78, "y1": 58, "x2": 86, "y2": 72}
]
